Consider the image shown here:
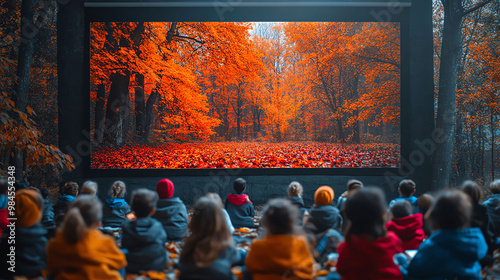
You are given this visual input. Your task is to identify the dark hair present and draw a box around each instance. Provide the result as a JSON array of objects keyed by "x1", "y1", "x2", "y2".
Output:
[
  {"x1": 181, "y1": 197, "x2": 232, "y2": 268},
  {"x1": 427, "y1": 190, "x2": 471, "y2": 230},
  {"x1": 0, "y1": 179, "x2": 8, "y2": 194},
  {"x1": 233, "y1": 178, "x2": 246, "y2": 194},
  {"x1": 390, "y1": 200, "x2": 412, "y2": 218},
  {"x1": 14, "y1": 181, "x2": 28, "y2": 191},
  {"x1": 460, "y1": 180, "x2": 482, "y2": 205},
  {"x1": 40, "y1": 188, "x2": 49, "y2": 199},
  {"x1": 399, "y1": 180, "x2": 416, "y2": 197},
  {"x1": 345, "y1": 187, "x2": 387, "y2": 240},
  {"x1": 131, "y1": 189, "x2": 158, "y2": 218},
  {"x1": 262, "y1": 199, "x2": 298, "y2": 236},
  {"x1": 347, "y1": 179, "x2": 363, "y2": 192},
  {"x1": 489, "y1": 180, "x2": 500, "y2": 195},
  {"x1": 62, "y1": 195, "x2": 103, "y2": 244},
  {"x1": 417, "y1": 194, "x2": 434, "y2": 214},
  {"x1": 61, "y1": 182, "x2": 79, "y2": 196}
]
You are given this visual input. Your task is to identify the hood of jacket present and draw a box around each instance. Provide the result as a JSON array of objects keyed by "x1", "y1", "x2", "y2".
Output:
[
  {"x1": 122, "y1": 217, "x2": 166, "y2": 244},
  {"x1": 309, "y1": 205, "x2": 342, "y2": 232},
  {"x1": 427, "y1": 228, "x2": 487, "y2": 262},
  {"x1": 386, "y1": 213, "x2": 424, "y2": 242},
  {"x1": 156, "y1": 197, "x2": 183, "y2": 209},
  {"x1": 289, "y1": 196, "x2": 305, "y2": 208},
  {"x1": 59, "y1": 195, "x2": 76, "y2": 203},
  {"x1": 105, "y1": 198, "x2": 127, "y2": 208},
  {"x1": 227, "y1": 194, "x2": 252, "y2": 206}
]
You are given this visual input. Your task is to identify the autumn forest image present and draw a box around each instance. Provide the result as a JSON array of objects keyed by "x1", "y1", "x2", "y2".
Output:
[{"x1": 90, "y1": 22, "x2": 401, "y2": 169}]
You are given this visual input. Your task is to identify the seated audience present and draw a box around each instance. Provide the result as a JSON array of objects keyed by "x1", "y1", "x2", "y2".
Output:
[
  {"x1": 416, "y1": 193, "x2": 435, "y2": 237},
  {"x1": 80, "y1": 180, "x2": 98, "y2": 196},
  {"x1": 206, "y1": 192, "x2": 235, "y2": 234},
  {"x1": 102, "y1": 180, "x2": 131, "y2": 228},
  {"x1": 152, "y1": 178, "x2": 189, "y2": 241},
  {"x1": 0, "y1": 189, "x2": 47, "y2": 279},
  {"x1": 0, "y1": 180, "x2": 9, "y2": 236},
  {"x1": 122, "y1": 188, "x2": 168, "y2": 274},
  {"x1": 47, "y1": 195, "x2": 126, "y2": 279},
  {"x1": 386, "y1": 200, "x2": 424, "y2": 250},
  {"x1": 304, "y1": 185, "x2": 344, "y2": 264},
  {"x1": 54, "y1": 181, "x2": 79, "y2": 227},
  {"x1": 404, "y1": 190, "x2": 487, "y2": 280},
  {"x1": 336, "y1": 187, "x2": 403, "y2": 280},
  {"x1": 460, "y1": 180, "x2": 493, "y2": 266},
  {"x1": 245, "y1": 199, "x2": 314, "y2": 280},
  {"x1": 287, "y1": 181, "x2": 307, "y2": 225},
  {"x1": 483, "y1": 179, "x2": 500, "y2": 240},
  {"x1": 389, "y1": 179, "x2": 418, "y2": 211},
  {"x1": 225, "y1": 178, "x2": 255, "y2": 229},
  {"x1": 179, "y1": 197, "x2": 243, "y2": 280}
]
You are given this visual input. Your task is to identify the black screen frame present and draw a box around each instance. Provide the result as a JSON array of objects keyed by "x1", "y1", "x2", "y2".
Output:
[{"x1": 84, "y1": 1, "x2": 411, "y2": 177}]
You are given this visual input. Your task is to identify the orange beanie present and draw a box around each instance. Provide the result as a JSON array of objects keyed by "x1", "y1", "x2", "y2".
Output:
[
  {"x1": 15, "y1": 189, "x2": 43, "y2": 228},
  {"x1": 314, "y1": 186, "x2": 335, "y2": 206}
]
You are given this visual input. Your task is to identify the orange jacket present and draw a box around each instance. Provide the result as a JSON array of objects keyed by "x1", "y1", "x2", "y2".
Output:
[
  {"x1": 245, "y1": 235, "x2": 314, "y2": 280},
  {"x1": 47, "y1": 229, "x2": 126, "y2": 280}
]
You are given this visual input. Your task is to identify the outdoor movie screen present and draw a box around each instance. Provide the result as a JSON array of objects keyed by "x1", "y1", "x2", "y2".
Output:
[{"x1": 90, "y1": 22, "x2": 401, "y2": 169}]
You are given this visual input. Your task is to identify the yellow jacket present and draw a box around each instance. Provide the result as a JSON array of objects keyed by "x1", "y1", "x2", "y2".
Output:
[
  {"x1": 47, "y1": 229, "x2": 126, "y2": 280},
  {"x1": 245, "y1": 234, "x2": 314, "y2": 280}
]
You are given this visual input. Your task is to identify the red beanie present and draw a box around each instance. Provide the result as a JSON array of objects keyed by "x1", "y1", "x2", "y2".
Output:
[{"x1": 157, "y1": 179, "x2": 174, "y2": 199}]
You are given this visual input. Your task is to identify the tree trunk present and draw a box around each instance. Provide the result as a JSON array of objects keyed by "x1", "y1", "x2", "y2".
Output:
[
  {"x1": 135, "y1": 74, "x2": 146, "y2": 138},
  {"x1": 12, "y1": 0, "x2": 37, "y2": 181},
  {"x1": 94, "y1": 83, "x2": 106, "y2": 143},
  {"x1": 143, "y1": 91, "x2": 159, "y2": 142},
  {"x1": 431, "y1": 0, "x2": 463, "y2": 189},
  {"x1": 104, "y1": 71, "x2": 130, "y2": 146}
]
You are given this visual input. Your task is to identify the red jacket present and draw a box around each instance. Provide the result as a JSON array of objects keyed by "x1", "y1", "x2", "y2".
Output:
[
  {"x1": 0, "y1": 209, "x2": 9, "y2": 237},
  {"x1": 337, "y1": 231, "x2": 403, "y2": 280},
  {"x1": 386, "y1": 213, "x2": 425, "y2": 250}
]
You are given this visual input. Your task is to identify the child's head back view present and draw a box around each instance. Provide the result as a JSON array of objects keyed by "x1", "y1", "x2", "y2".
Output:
[
  {"x1": 130, "y1": 189, "x2": 158, "y2": 218},
  {"x1": 399, "y1": 180, "x2": 416, "y2": 197},
  {"x1": 81, "y1": 181, "x2": 98, "y2": 196},
  {"x1": 427, "y1": 190, "x2": 472, "y2": 231},
  {"x1": 61, "y1": 182, "x2": 79, "y2": 196},
  {"x1": 314, "y1": 186, "x2": 335, "y2": 206},
  {"x1": 460, "y1": 180, "x2": 482, "y2": 205},
  {"x1": 156, "y1": 178, "x2": 174, "y2": 199},
  {"x1": 205, "y1": 193, "x2": 224, "y2": 208},
  {"x1": 347, "y1": 179, "x2": 363, "y2": 193},
  {"x1": 390, "y1": 200, "x2": 412, "y2": 219},
  {"x1": 288, "y1": 181, "x2": 303, "y2": 198},
  {"x1": 345, "y1": 187, "x2": 387, "y2": 240},
  {"x1": 16, "y1": 189, "x2": 44, "y2": 228},
  {"x1": 108, "y1": 181, "x2": 126, "y2": 198},
  {"x1": 489, "y1": 179, "x2": 500, "y2": 195},
  {"x1": 262, "y1": 198, "x2": 298, "y2": 235},
  {"x1": 62, "y1": 195, "x2": 103, "y2": 244},
  {"x1": 181, "y1": 197, "x2": 232, "y2": 267},
  {"x1": 233, "y1": 178, "x2": 246, "y2": 194}
]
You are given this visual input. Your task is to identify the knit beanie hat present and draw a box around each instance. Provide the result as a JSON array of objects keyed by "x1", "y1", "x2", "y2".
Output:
[
  {"x1": 314, "y1": 186, "x2": 335, "y2": 206},
  {"x1": 157, "y1": 179, "x2": 174, "y2": 199},
  {"x1": 15, "y1": 189, "x2": 44, "y2": 228}
]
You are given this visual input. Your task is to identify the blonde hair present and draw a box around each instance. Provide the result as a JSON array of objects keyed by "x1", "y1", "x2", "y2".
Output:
[
  {"x1": 205, "y1": 193, "x2": 224, "y2": 208},
  {"x1": 288, "y1": 181, "x2": 303, "y2": 197},
  {"x1": 108, "y1": 181, "x2": 126, "y2": 198},
  {"x1": 62, "y1": 195, "x2": 102, "y2": 244},
  {"x1": 81, "y1": 181, "x2": 98, "y2": 196}
]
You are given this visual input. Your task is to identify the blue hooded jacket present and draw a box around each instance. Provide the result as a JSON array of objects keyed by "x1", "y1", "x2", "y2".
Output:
[
  {"x1": 54, "y1": 195, "x2": 76, "y2": 227},
  {"x1": 404, "y1": 227, "x2": 487, "y2": 280},
  {"x1": 483, "y1": 193, "x2": 500, "y2": 239},
  {"x1": 102, "y1": 198, "x2": 131, "y2": 228}
]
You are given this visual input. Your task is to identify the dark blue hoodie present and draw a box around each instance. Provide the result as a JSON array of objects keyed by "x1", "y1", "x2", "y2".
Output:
[
  {"x1": 121, "y1": 217, "x2": 168, "y2": 273},
  {"x1": 152, "y1": 197, "x2": 189, "y2": 241},
  {"x1": 306, "y1": 205, "x2": 343, "y2": 233},
  {"x1": 102, "y1": 198, "x2": 131, "y2": 228},
  {"x1": 53, "y1": 195, "x2": 76, "y2": 227},
  {"x1": 404, "y1": 228, "x2": 487, "y2": 280},
  {"x1": 483, "y1": 194, "x2": 500, "y2": 239}
]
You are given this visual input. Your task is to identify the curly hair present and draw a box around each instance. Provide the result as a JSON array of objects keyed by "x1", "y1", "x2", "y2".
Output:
[
  {"x1": 288, "y1": 181, "x2": 303, "y2": 197},
  {"x1": 108, "y1": 181, "x2": 126, "y2": 198}
]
